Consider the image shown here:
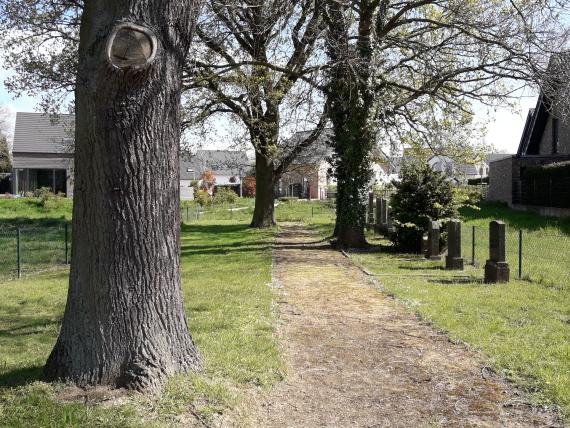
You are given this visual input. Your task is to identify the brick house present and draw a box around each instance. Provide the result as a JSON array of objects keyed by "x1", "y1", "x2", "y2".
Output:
[
  {"x1": 488, "y1": 89, "x2": 570, "y2": 215},
  {"x1": 277, "y1": 130, "x2": 334, "y2": 200}
]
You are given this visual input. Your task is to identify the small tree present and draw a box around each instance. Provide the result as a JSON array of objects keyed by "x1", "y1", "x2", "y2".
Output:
[
  {"x1": 242, "y1": 176, "x2": 256, "y2": 197},
  {"x1": 390, "y1": 162, "x2": 457, "y2": 252},
  {"x1": 200, "y1": 169, "x2": 216, "y2": 195},
  {"x1": 0, "y1": 134, "x2": 10, "y2": 173}
]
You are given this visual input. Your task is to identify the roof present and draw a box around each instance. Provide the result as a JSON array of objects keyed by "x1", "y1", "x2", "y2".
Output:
[
  {"x1": 13, "y1": 112, "x2": 74, "y2": 154},
  {"x1": 517, "y1": 51, "x2": 570, "y2": 156},
  {"x1": 283, "y1": 128, "x2": 334, "y2": 166},
  {"x1": 517, "y1": 95, "x2": 549, "y2": 156},
  {"x1": 486, "y1": 153, "x2": 513, "y2": 164},
  {"x1": 180, "y1": 150, "x2": 250, "y2": 180}
]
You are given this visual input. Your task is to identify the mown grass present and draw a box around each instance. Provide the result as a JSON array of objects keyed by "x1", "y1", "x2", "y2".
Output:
[
  {"x1": 0, "y1": 215, "x2": 281, "y2": 426},
  {"x1": 348, "y1": 202, "x2": 570, "y2": 418},
  {"x1": 460, "y1": 202, "x2": 570, "y2": 289},
  {"x1": 0, "y1": 197, "x2": 335, "y2": 426}
]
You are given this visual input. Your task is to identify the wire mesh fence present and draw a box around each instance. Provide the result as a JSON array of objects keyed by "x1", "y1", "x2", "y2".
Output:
[
  {"x1": 0, "y1": 224, "x2": 71, "y2": 279},
  {"x1": 461, "y1": 223, "x2": 570, "y2": 289}
]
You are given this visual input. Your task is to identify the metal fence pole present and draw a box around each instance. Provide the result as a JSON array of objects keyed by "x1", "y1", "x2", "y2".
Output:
[
  {"x1": 186, "y1": 206, "x2": 189, "y2": 222},
  {"x1": 16, "y1": 227, "x2": 21, "y2": 279},
  {"x1": 65, "y1": 223, "x2": 69, "y2": 265},
  {"x1": 312, "y1": 206, "x2": 314, "y2": 218},
  {"x1": 518, "y1": 229, "x2": 523, "y2": 280},
  {"x1": 472, "y1": 226, "x2": 476, "y2": 266}
]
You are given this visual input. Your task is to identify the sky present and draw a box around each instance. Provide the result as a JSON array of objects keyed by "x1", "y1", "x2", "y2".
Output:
[{"x1": 0, "y1": 63, "x2": 539, "y2": 155}]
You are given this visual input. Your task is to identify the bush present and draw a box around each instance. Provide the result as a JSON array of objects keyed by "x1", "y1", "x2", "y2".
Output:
[
  {"x1": 390, "y1": 162, "x2": 458, "y2": 252},
  {"x1": 194, "y1": 189, "x2": 212, "y2": 207},
  {"x1": 242, "y1": 176, "x2": 256, "y2": 197},
  {"x1": 278, "y1": 197, "x2": 299, "y2": 202},
  {"x1": 32, "y1": 187, "x2": 67, "y2": 210},
  {"x1": 213, "y1": 187, "x2": 238, "y2": 205}
]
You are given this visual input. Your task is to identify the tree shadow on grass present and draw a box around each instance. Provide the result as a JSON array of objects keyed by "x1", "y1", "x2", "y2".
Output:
[
  {"x1": 427, "y1": 277, "x2": 483, "y2": 285},
  {"x1": 398, "y1": 265, "x2": 445, "y2": 271},
  {"x1": 0, "y1": 366, "x2": 44, "y2": 388}
]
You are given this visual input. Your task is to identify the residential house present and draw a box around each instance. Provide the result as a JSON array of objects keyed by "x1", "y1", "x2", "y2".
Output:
[
  {"x1": 11, "y1": 112, "x2": 74, "y2": 196},
  {"x1": 180, "y1": 150, "x2": 251, "y2": 199},
  {"x1": 488, "y1": 88, "x2": 570, "y2": 215},
  {"x1": 278, "y1": 130, "x2": 334, "y2": 200}
]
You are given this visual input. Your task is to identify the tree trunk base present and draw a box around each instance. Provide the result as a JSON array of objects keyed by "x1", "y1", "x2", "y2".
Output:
[
  {"x1": 333, "y1": 225, "x2": 368, "y2": 249},
  {"x1": 45, "y1": 340, "x2": 200, "y2": 392}
]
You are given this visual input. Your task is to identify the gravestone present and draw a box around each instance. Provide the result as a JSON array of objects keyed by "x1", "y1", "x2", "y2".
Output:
[
  {"x1": 421, "y1": 233, "x2": 429, "y2": 256},
  {"x1": 484, "y1": 220, "x2": 510, "y2": 283},
  {"x1": 426, "y1": 221, "x2": 442, "y2": 260},
  {"x1": 445, "y1": 220, "x2": 464, "y2": 270},
  {"x1": 381, "y1": 198, "x2": 388, "y2": 225},
  {"x1": 367, "y1": 192, "x2": 375, "y2": 230},
  {"x1": 386, "y1": 205, "x2": 396, "y2": 236},
  {"x1": 375, "y1": 198, "x2": 382, "y2": 233}
]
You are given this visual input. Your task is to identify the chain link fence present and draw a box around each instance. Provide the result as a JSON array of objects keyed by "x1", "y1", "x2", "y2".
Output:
[
  {"x1": 461, "y1": 224, "x2": 570, "y2": 289},
  {"x1": 0, "y1": 224, "x2": 71, "y2": 279}
]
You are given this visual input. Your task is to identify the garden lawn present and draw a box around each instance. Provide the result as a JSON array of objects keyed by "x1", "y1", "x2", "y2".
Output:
[
  {"x1": 352, "y1": 229, "x2": 570, "y2": 418},
  {"x1": 0, "y1": 218, "x2": 281, "y2": 427}
]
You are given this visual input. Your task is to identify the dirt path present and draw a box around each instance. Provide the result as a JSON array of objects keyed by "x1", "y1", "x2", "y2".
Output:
[{"x1": 252, "y1": 224, "x2": 562, "y2": 427}]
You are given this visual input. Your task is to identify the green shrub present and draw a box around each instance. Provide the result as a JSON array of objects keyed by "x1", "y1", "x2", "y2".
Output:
[
  {"x1": 31, "y1": 187, "x2": 66, "y2": 211},
  {"x1": 390, "y1": 162, "x2": 457, "y2": 252},
  {"x1": 213, "y1": 187, "x2": 238, "y2": 205},
  {"x1": 194, "y1": 190, "x2": 212, "y2": 207}
]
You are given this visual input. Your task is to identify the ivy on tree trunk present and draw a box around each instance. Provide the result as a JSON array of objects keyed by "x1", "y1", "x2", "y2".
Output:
[{"x1": 44, "y1": 0, "x2": 201, "y2": 391}]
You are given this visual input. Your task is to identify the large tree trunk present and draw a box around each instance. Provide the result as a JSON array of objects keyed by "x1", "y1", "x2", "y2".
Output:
[
  {"x1": 44, "y1": 0, "x2": 201, "y2": 391},
  {"x1": 332, "y1": 131, "x2": 371, "y2": 248},
  {"x1": 251, "y1": 151, "x2": 276, "y2": 228}
]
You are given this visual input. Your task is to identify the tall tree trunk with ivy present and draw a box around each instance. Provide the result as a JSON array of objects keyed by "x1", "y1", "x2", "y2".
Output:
[
  {"x1": 326, "y1": 1, "x2": 374, "y2": 248},
  {"x1": 44, "y1": 0, "x2": 201, "y2": 391}
]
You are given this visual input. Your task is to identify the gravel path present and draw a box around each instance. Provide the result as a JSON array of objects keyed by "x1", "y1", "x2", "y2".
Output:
[{"x1": 250, "y1": 224, "x2": 562, "y2": 427}]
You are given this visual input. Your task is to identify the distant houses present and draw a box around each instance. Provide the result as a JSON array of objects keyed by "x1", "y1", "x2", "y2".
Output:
[
  {"x1": 10, "y1": 112, "x2": 250, "y2": 200},
  {"x1": 180, "y1": 150, "x2": 250, "y2": 199}
]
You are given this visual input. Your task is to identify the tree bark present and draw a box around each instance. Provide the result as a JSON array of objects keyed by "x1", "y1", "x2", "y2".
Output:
[
  {"x1": 251, "y1": 151, "x2": 276, "y2": 228},
  {"x1": 44, "y1": 0, "x2": 201, "y2": 391}
]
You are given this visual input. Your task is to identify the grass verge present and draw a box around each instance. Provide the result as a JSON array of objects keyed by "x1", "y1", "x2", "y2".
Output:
[{"x1": 0, "y1": 218, "x2": 281, "y2": 426}]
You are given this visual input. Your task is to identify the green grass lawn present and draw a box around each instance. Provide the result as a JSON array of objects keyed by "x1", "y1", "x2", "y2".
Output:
[
  {"x1": 0, "y1": 218, "x2": 281, "y2": 426},
  {"x1": 347, "y1": 202, "x2": 570, "y2": 418},
  {"x1": 0, "y1": 197, "x2": 334, "y2": 426},
  {"x1": 460, "y1": 202, "x2": 570, "y2": 289}
]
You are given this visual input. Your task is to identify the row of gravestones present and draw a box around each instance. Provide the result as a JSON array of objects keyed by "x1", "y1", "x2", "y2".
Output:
[
  {"x1": 424, "y1": 220, "x2": 510, "y2": 284},
  {"x1": 366, "y1": 194, "x2": 509, "y2": 284},
  {"x1": 367, "y1": 193, "x2": 395, "y2": 235}
]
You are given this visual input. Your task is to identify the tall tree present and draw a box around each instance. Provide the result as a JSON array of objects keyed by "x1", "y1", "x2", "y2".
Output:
[
  {"x1": 0, "y1": 0, "x2": 329, "y2": 228},
  {"x1": 185, "y1": 0, "x2": 327, "y2": 227},
  {"x1": 44, "y1": 0, "x2": 202, "y2": 391},
  {"x1": 323, "y1": 0, "x2": 570, "y2": 247}
]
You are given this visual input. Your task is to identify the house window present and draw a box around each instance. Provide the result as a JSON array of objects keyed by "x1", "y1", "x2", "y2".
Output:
[{"x1": 552, "y1": 117, "x2": 559, "y2": 154}]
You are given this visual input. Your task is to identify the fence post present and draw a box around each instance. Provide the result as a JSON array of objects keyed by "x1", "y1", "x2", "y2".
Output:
[
  {"x1": 16, "y1": 227, "x2": 21, "y2": 279},
  {"x1": 196, "y1": 206, "x2": 200, "y2": 220},
  {"x1": 65, "y1": 223, "x2": 69, "y2": 265},
  {"x1": 518, "y1": 229, "x2": 523, "y2": 280},
  {"x1": 312, "y1": 206, "x2": 314, "y2": 218},
  {"x1": 186, "y1": 206, "x2": 189, "y2": 223},
  {"x1": 471, "y1": 226, "x2": 476, "y2": 266}
]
